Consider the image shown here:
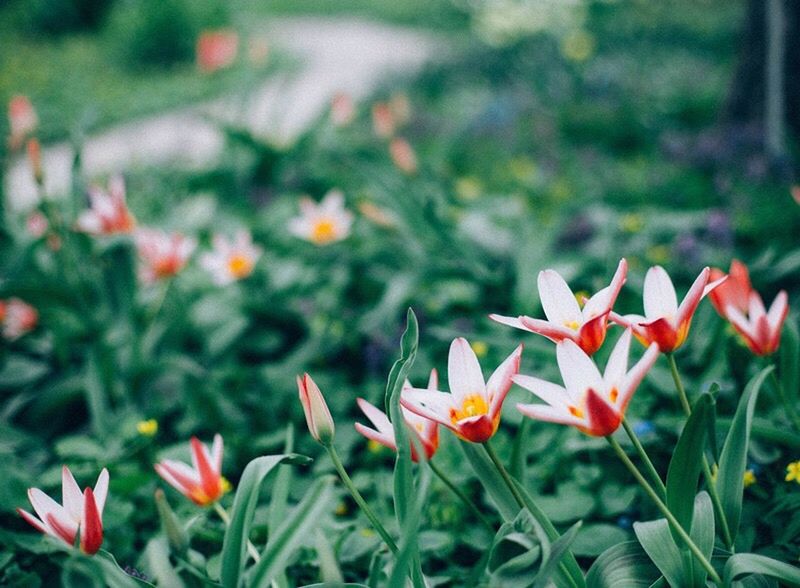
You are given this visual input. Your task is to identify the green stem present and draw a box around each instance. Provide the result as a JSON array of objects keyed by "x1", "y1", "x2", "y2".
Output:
[
  {"x1": 428, "y1": 460, "x2": 493, "y2": 531},
  {"x1": 666, "y1": 353, "x2": 735, "y2": 551},
  {"x1": 326, "y1": 446, "x2": 398, "y2": 554},
  {"x1": 483, "y1": 441, "x2": 582, "y2": 588},
  {"x1": 213, "y1": 502, "x2": 261, "y2": 563},
  {"x1": 607, "y1": 436, "x2": 722, "y2": 585},
  {"x1": 770, "y1": 368, "x2": 800, "y2": 430},
  {"x1": 621, "y1": 418, "x2": 666, "y2": 499}
]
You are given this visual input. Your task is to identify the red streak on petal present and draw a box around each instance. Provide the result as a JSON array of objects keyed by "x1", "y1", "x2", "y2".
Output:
[
  {"x1": 80, "y1": 488, "x2": 103, "y2": 554},
  {"x1": 582, "y1": 388, "x2": 621, "y2": 437},
  {"x1": 191, "y1": 437, "x2": 221, "y2": 503},
  {"x1": 578, "y1": 313, "x2": 609, "y2": 355}
]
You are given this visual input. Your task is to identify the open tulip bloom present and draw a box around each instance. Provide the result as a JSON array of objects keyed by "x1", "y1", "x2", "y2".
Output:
[
  {"x1": 515, "y1": 330, "x2": 659, "y2": 437},
  {"x1": 135, "y1": 228, "x2": 196, "y2": 283},
  {"x1": 401, "y1": 338, "x2": 522, "y2": 443},
  {"x1": 155, "y1": 435, "x2": 226, "y2": 506},
  {"x1": 76, "y1": 175, "x2": 136, "y2": 235},
  {"x1": 288, "y1": 190, "x2": 353, "y2": 246},
  {"x1": 200, "y1": 230, "x2": 262, "y2": 285},
  {"x1": 18, "y1": 467, "x2": 108, "y2": 554},
  {"x1": 491, "y1": 259, "x2": 627, "y2": 355},
  {"x1": 356, "y1": 370, "x2": 440, "y2": 461},
  {"x1": 610, "y1": 266, "x2": 725, "y2": 353},
  {"x1": 709, "y1": 260, "x2": 788, "y2": 356}
]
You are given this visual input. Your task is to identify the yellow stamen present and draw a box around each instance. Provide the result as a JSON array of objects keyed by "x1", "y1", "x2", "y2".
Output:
[
  {"x1": 568, "y1": 405, "x2": 584, "y2": 419},
  {"x1": 311, "y1": 219, "x2": 337, "y2": 244},
  {"x1": 609, "y1": 387, "x2": 618, "y2": 404},
  {"x1": 564, "y1": 320, "x2": 580, "y2": 330},
  {"x1": 450, "y1": 394, "x2": 489, "y2": 424},
  {"x1": 227, "y1": 254, "x2": 253, "y2": 278}
]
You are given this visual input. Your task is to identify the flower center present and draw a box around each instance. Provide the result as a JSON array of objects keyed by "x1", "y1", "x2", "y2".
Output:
[
  {"x1": 564, "y1": 320, "x2": 580, "y2": 330},
  {"x1": 227, "y1": 254, "x2": 253, "y2": 278},
  {"x1": 450, "y1": 394, "x2": 489, "y2": 424},
  {"x1": 311, "y1": 219, "x2": 337, "y2": 244}
]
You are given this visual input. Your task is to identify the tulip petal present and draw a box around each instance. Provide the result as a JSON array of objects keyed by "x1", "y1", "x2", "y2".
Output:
[
  {"x1": 584, "y1": 388, "x2": 621, "y2": 436},
  {"x1": 28, "y1": 488, "x2": 74, "y2": 540},
  {"x1": 767, "y1": 291, "x2": 788, "y2": 330},
  {"x1": 211, "y1": 434, "x2": 224, "y2": 475},
  {"x1": 518, "y1": 316, "x2": 577, "y2": 341},
  {"x1": 582, "y1": 258, "x2": 627, "y2": 320},
  {"x1": 643, "y1": 266, "x2": 679, "y2": 320},
  {"x1": 17, "y1": 508, "x2": 49, "y2": 536},
  {"x1": 618, "y1": 343, "x2": 660, "y2": 413},
  {"x1": 603, "y1": 329, "x2": 632, "y2": 390},
  {"x1": 675, "y1": 267, "x2": 713, "y2": 328},
  {"x1": 354, "y1": 422, "x2": 397, "y2": 451},
  {"x1": 62, "y1": 466, "x2": 83, "y2": 523},
  {"x1": 512, "y1": 374, "x2": 570, "y2": 408},
  {"x1": 447, "y1": 338, "x2": 486, "y2": 406},
  {"x1": 517, "y1": 402, "x2": 583, "y2": 427},
  {"x1": 487, "y1": 344, "x2": 523, "y2": 418},
  {"x1": 427, "y1": 368, "x2": 438, "y2": 390},
  {"x1": 401, "y1": 389, "x2": 455, "y2": 428},
  {"x1": 556, "y1": 340, "x2": 604, "y2": 405},
  {"x1": 357, "y1": 398, "x2": 393, "y2": 437},
  {"x1": 576, "y1": 312, "x2": 610, "y2": 355},
  {"x1": 538, "y1": 270, "x2": 582, "y2": 326},
  {"x1": 191, "y1": 437, "x2": 220, "y2": 500},
  {"x1": 489, "y1": 314, "x2": 529, "y2": 331},
  {"x1": 93, "y1": 468, "x2": 109, "y2": 517},
  {"x1": 80, "y1": 488, "x2": 103, "y2": 554}
]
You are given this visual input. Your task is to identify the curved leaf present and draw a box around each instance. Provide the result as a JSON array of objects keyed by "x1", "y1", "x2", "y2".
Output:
[
  {"x1": 585, "y1": 541, "x2": 660, "y2": 588},
  {"x1": 220, "y1": 453, "x2": 311, "y2": 588},
  {"x1": 689, "y1": 492, "x2": 715, "y2": 587},
  {"x1": 717, "y1": 367, "x2": 772, "y2": 543},
  {"x1": 633, "y1": 518, "x2": 685, "y2": 587},
  {"x1": 724, "y1": 553, "x2": 800, "y2": 587}
]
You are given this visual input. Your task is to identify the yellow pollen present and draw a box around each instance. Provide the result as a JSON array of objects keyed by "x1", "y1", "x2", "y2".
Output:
[
  {"x1": 414, "y1": 422, "x2": 424, "y2": 433},
  {"x1": 564, "y1": 320, "x2": 580, "y2": 330},
  {"x1": 311, "y1": 219, "x2": 337, "y2": 244},
  {"x1": 227, "y1": 254, "x2": 253, "y2": 278},
  {"x1": 450, "y1": 394, "x2": 489, "y2": 424},
  {"x1": 568, "y1": 405, "x2": 584, "y2": 419},
  {"x1": 609, "y1": 387, "x2": 618, "y2": 403}
]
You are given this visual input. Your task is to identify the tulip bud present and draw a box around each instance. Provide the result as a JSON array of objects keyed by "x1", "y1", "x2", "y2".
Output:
[
  {"x1": 154, "y1": 489, "x2": 188, "y2": 555},
  {"x1": 298, "y1": 373, "x2": 335, "y2": 446}
]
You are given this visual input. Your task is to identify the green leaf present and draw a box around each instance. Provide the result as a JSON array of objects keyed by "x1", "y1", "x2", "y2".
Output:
[
  {"x1": 571, "y1": 524, "x2": 629, "y2": 558},
  {"x1": 634, "y1": 518, "x2": 685, "y2": 588},
  {"x1": 267, "y1": 427, "x2": 295, "y2": 538},
  {"x1": 665, "y1": 393, "x2": 711, "y2": 545},
  {"x1": 533, "y1": 521, "x2": 582, "y2": 588},
  {"x1": 314, "y1": 530, "x2": 343, "y2": 584},
  {"x1": 488, "y1": 509, "x2": 548, "y2": 588},
  {"x1": 724, "y1": 553, "x2": 800, "y2": 587},
  {"x1": 461, "y1": 441, "x2": 519, "y2": 522},
  {"x1": 220, "y1": 454, "x2": 311, "y2": 588},
  {"x1": 0, "y1": 356, "x2": 48, "y2": 387},
  {"x1": 143, "y1": 537, "x2": 185, "y2": 588},
  {"x1": 248, "y1": 477, "x2": 334, "y2": 587},
  {"x1": 689, "y1": 492, "x2": 715, "y2": 587},
  {"x1": 717, "y1": 367, "x2": 772, "y2": 543},
  {"x1": 96, "y1": 550, "x2": 154, "y2": 587},
  {"x1": 780, "y1": 317, "x2": 799, "y2": 410},
  {"x1": 585, "y1": 541, "x2": 660, "y2": 588}
]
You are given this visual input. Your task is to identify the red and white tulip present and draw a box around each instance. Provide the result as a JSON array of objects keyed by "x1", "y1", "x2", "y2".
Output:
[
  {"x1": 355, "y1": 370, "x2": 440, "y2": 461},
  {"x1": 611, "y1": 266, "x2": 725, "y2": 353},
  {"x1": 492, "y1": 259, "x2": 627, "y2": 355},
  {"x1": 17, "y1": 466, "x2": 108, "y2": 554},
  {"x1": 76, "y1": 176, "x2": 136, "y2": 235},
  {"x1": 135, "y1": 228, "x2": 196, "y2": 283},
  {"x1": 0, "y1": 298, "x2": 38, "y2": 340},
  {"x1": 197, "y1": 30, "x2": 239, "y2": 73},
  {"x1": 8, "y1": 95, "x2": 38, "y2": 150},
  {"x1": 515, "y1": 330, "x2": 659, "y2": 437},
  {"x1": 288, "y1": 190, "x2": 353, "y2": 246},
  {"x1": 298, "y1": 373, "x2": 336, "y2": 445},
  {"x1": 709, "y1": 260, "x2": 788, "y2": 356},
  {"x1": 401, "y1": 338, "x2": 522, "y2": 443},
  {"x1": 200, "y1": 230, "x2": 262, "y2": 285},
  {"x1": 155, "y1": 435, "x2": 227, "y2": 506}
]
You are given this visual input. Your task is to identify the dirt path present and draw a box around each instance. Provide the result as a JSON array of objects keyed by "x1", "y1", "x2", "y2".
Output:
[{"x1": 5, "y1": 17, "x2": 440, "y2": 211}]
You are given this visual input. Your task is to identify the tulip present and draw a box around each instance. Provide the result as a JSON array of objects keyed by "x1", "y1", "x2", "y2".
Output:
[
  {"x1": 135, "y1": 228, "x2": 196, "y2": 283},
  {"x1": 155, "y1": 435, "x2": 227, "y2": 506},
  {"x1": 26, "y1": 211, "x2": 48, "y2": 238},
  {"x1": 8, "y1": 95, "x2": 37, "y2": 150},
  {"x1": 0, "y1": 297, "x2": 38, "y2": 340},
  {"x1": 491, "y1": 259, "x2": 627, "y2": 355},
  {"x1": 298, "y1": 373, "x2": 335, "y2": 445},
  {"x1": 709, "y1": 260, "x2": 788, "y2": 356},
  {"x1": 610, "y1": 266, "x2": 725, "y2": 353},
  {"x1": 330, "y1": 92, "x2": 355, "y2": 127},
  {"x1": 515, "y1": 330, "x2": 659, "y2": 437},
  {"x1": 76, "y1": 175, "x2": 136, "y2": 235},
  {"x1": 401, "y1": 338, "x2": 522, "y2": 443},
  {"x1": 288, "y1": 190, "x2": 353, "y2": 246},
  {"x1": 389, "y1": 138, "x2": 418, "y2": 174},
  {"x1": 355, "y1": 370, "x2": 440, "y2": 461},
  {"x1": 200, "y1": 230, "x2": 262, "y2": 285},
  {"x1": 371, "y1": 102, "x2": 395, "y2": 138},
  {"x1": 197, "y1": 30, "x2": 238, "y2": 73},
  {"x1": 17, "y1": 466, "x2": 108, "y2": 554}
]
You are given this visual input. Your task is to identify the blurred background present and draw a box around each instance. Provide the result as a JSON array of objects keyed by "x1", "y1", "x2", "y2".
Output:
[{"x1": 1, "y1": 0, "x2": 799, "y2": 583}]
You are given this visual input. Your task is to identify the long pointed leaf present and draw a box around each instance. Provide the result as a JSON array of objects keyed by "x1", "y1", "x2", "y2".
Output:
[
  {"x1": 724, "y1": 553, "x2": 800, "y2": 587},
  {"x1": 585, "y1": 541, "x2": 660, "y2": 588},
  {"x1": 717, "y1": 367, "x2": 772, "y2": 543}
]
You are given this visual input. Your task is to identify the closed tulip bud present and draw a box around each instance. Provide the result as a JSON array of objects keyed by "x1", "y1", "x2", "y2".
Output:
[
  {"x1": 298, "y1": 373, "x2": 335, "y2": 446},
  {"x1": 154, "y1": 489, "x2": 188, "y2": 555}
]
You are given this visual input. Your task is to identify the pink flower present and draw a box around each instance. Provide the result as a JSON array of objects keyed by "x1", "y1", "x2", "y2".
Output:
[
  {"x1": 0, "y1": 298, "x2": 38, "y2": 339},
  {"x1": 515, "y1": 330, "x2": 659, "y2": 437},
  {"x1": 709, "y1": 260, "x2": 788, "y2": 356},
  {"x1": 288, "y1": 190, "x2": 353, "y2": 246},
  {"x1": 135, "y1": 228, "x2": 196, "y2": 283},
  {"x1": 491, "y1": 259, "x2": 627, "y2": 355},
  {"x1": 76, "y1": 176, "x2": 136, "y2": 235},
  {"x1": 389, "y1": 138, "x2": 418, "y2": 174},
  {"x1": 155, "y1": 435, "x2": 227, "y2": 506},
  {"x1": 26, "y1": 211, "x2": 48, "y2": 238},
  {"x1": 401, "y1": 338, "x2": 523, "y2": 443},
  {"x1": 330, "y1": 92, "x2": 355, "y2": 127},
  {"x1": 298, "y1": 373, "x2": 335, "y2": 445},
  {"x1": 200, "y1": 230, "x2": 262, "y2": 285},
  {"x1": 371, "y1": 102, "x2": 395, "y2": 138},
  {"x1": 17, "y1": 466, "x2": 108, "y2": 554},
  {"x1": 197, "y1": 30, "x2": 239, "y2": 73},
  {"x1": 356, "y1": 370, "x2": 440, "y2": 461},
  {"x1": 610, "y1": 266, "x2": 725, "y2": 353},
  {"x1": 8, "y1": 95, "x2": 38, "y2": 150}
]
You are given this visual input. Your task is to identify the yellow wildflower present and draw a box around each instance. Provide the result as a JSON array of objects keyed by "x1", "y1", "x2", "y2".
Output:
[
  {"x1": 786, "y1": 461, "x2": 800, "y2": 483},
  {"x1": 137, "y1": 419, "x2": 158, "y2": 437}
]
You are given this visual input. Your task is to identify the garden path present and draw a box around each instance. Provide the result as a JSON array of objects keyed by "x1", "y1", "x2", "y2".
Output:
[{"x1": 5, "y1": 17, "x2": 439, "y2": 211}]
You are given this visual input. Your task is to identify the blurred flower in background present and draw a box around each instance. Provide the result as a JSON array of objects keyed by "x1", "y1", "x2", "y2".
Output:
[
  {"x1": 135, "y1": 228, "x2": 196, "y2": 283},
  {"x1": 155, "y1": 435, "x2": 228, "y2": 506},
  {"x1": 26, "y1": 211, "x2": 48, "y2": 238},
  {"x1": 196, "y1": 29, "x2": 239, "y2": 73},
  {"x1": 0, "y1": 298, "x2": 39, "y2": 340},
  {"x1": 7, "y1": 95, "x2": 38, "y2": 150},
  {"x1": 288, "y1": 190, "x2": 353, "y2": 245},
  {"x1": 200, "y1": 230, "x2": 262, "y2": 285},
  {"x1": 389, "y1": 137, "x2": 418, "y2": 174},
  {"x1": 371, "y1": 102, "x2": 395, "y2": 138},
  {"x1": 331, "y1": 92, "x2": 355, "y2": 127},
  {"x1": 77, "y1": 176, "x2": 137, "y2": 235}
]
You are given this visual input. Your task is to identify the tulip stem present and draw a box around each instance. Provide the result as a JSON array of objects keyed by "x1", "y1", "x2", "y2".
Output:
[
  {"x1": 213, "y1": 502, "x2": 261, "y2": 563},
  {"x1": 326, "y1": 446, "x2": 399, "y2": 554},
  {"x1": 607, "y1": 436, "x2": 722, "y2": 584},
  {"x1": 770, "y1": 368, "x2": 800, "y2": 430},
  {"x1": 665, "y1": 354, "x2": 735, "y2": 551},
  {"x1": 621, "y1": 418, "x2": 666, "y2": 500},
  {"x1": 428, "y1": 460, "x2": 494, "y2": 531}
]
